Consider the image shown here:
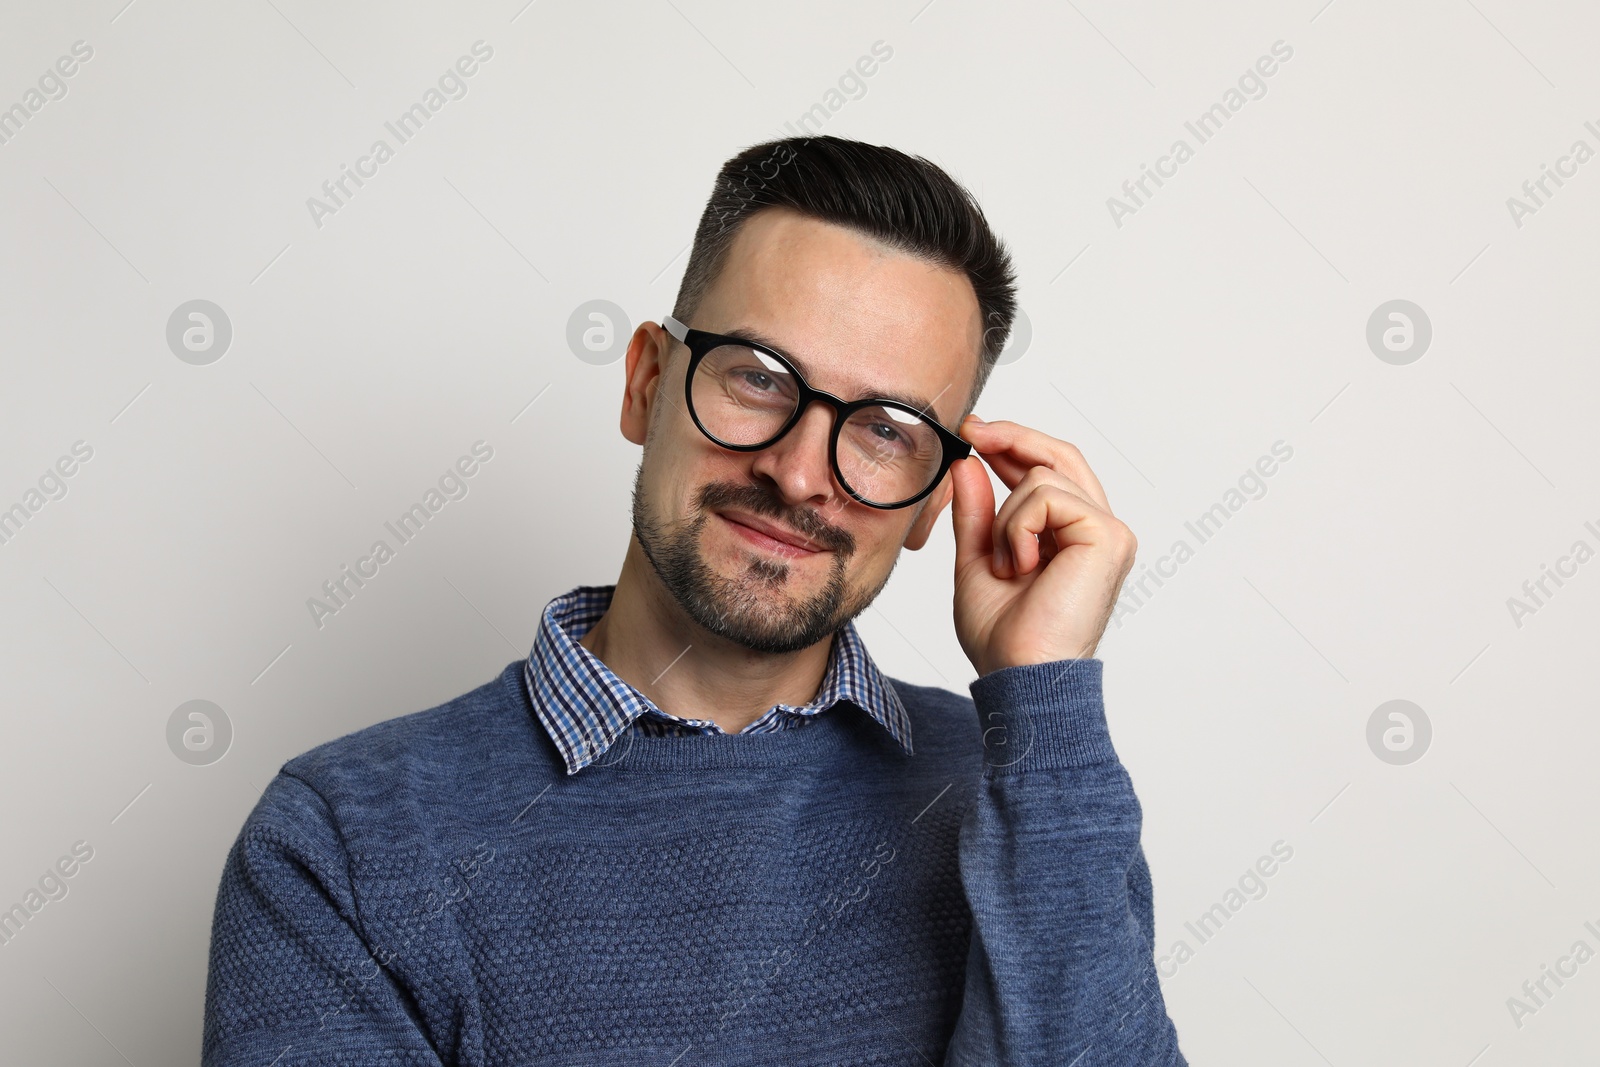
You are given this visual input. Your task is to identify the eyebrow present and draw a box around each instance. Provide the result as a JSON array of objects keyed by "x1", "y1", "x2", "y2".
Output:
[{"x1": 719, "y1": 324, "x2": 951, "y2": 424}]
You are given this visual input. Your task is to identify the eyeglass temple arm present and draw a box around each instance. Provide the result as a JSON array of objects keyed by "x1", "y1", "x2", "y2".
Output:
[{"x1": 662, "y1": 315, "x2": 688, "y2": 343}]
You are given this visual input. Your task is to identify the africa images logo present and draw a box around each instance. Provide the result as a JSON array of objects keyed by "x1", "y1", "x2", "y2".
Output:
[
  {"x1": 305, "y1": 441, "x2": 494, "y2": 629},
  {"x1": 305, "y1": 41, "x2": 495, "y2": 229}
]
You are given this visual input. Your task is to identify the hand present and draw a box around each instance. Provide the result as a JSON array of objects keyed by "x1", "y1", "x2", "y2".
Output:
[{"x1": 950, "y1": 416, "x2": 1138, "y2": 676}]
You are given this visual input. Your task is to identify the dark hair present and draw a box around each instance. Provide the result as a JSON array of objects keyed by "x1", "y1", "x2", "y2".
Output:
[{"x1": 671, "y1": 135, "x2": 1017, "y2": 421}]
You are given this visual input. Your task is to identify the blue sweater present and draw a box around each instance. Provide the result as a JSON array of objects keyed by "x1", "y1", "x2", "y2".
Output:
[{"x1": 202, "y1": 658, "x2": 1186, "y2": 1065}]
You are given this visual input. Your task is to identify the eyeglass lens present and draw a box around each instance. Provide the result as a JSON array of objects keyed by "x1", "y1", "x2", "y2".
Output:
[{"x1": 690, "y1": 342, "x2": 944, "y2": 506}]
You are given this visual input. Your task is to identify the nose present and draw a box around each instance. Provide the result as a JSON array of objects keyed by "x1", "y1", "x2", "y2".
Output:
[{"x1": 747, "y1": 399, "x2": 840, "y2": 506}]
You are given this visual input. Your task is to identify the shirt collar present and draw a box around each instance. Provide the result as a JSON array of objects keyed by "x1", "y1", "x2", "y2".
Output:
[{"x1": 524, "y1": 585, "x2": 913, "y2": 775}]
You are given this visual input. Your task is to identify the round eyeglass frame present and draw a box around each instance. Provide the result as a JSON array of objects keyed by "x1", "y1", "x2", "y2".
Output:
[{"x1": 663, "y1": 315, "x2": 972, "y2": 510}]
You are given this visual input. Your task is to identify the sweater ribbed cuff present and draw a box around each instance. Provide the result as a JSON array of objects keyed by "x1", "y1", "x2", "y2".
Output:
[{"x1": 967, "y1": 658, "x2": 1113, "y2": 774}]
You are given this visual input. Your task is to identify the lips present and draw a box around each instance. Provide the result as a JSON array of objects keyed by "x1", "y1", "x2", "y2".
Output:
[{"x1": 717, "y1": 511, "x2": 826, "y2": 555}]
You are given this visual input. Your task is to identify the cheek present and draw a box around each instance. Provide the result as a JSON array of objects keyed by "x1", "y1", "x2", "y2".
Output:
[
  {"x1": 844, "y1": 512, "x2": 910, "y2": 567},
  {"x1": 646, "y1": 437, "x2": 746, "y2": 519},
  {"x1": 642, "y1": 412, "x2": 698, "y2": 482}
]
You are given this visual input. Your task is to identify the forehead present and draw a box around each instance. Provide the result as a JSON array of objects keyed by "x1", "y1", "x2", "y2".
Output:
[{"x1": 693, "y1": 207, "x2": 983, "y2": 426}]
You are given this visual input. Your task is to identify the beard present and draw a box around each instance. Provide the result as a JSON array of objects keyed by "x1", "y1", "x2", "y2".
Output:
[{"x1": 630, "y1": 466, "x2": 893, "y2": 655}]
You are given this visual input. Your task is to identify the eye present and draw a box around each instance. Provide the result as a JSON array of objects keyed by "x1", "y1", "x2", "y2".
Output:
[
  {"x1": 736, "y1": 369, "x2": 780, "y2": 393},
  {"x1": 867, "y1": 421, "x2": 905, "y2": 445}
]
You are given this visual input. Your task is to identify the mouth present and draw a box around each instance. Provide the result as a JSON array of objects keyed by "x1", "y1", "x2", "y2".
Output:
[{"x1": 715, "y1": 510, "x2": 828, "y2": 559}]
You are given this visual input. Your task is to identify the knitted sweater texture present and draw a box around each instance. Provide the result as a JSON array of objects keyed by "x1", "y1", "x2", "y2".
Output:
[{"x1": 202, "y1": 658, "x2": 1186, "y2": 1066}]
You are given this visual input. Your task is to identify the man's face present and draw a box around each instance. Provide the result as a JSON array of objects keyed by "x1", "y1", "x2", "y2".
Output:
[{"x1": 621, "y1": 206, "x2": 983, "y2": 655}]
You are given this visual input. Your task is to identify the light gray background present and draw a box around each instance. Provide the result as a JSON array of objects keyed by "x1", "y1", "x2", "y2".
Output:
[{"x1": 1, "y1": 0, "x2": 1595, "y2": 1063}]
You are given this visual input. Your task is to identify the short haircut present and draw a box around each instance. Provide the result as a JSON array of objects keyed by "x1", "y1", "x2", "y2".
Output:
[{"x1": 671, "y1": 135, "x2": 1018, "y2": 420}]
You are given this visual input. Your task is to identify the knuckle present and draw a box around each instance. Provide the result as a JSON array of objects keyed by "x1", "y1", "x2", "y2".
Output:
[{"x1": 1114, "y1": 522, "x2": 1138, "y2": 554}]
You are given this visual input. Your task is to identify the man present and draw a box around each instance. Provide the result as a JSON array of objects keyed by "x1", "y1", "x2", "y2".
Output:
[{"x1": 203, "y1": 135, "x2": 1187, "y2": 1065}]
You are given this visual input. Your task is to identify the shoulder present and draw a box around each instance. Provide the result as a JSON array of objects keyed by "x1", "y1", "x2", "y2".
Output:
[
  {"x1": 217, "y1": 662, "x2": 547, "y2": 920},
  {"x1": 884, "y1": 673, "x2": 981, "y2": 755},
  {"x1": 885, "y1": 673, "x2": 974, "y2": 715},
  {"x1": 263, "y1": 660, "x2": 553, "y2": 830}
]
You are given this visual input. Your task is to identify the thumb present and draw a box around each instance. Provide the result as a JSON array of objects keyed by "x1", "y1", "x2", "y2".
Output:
[{"x1": 950, "y1": 454, "x2": 995, "y2": 573}]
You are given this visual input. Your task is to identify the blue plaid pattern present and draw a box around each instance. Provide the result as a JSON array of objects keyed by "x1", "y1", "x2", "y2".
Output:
[{"x1": 525, "y1": 585, "x2": 914, "y2": 775}]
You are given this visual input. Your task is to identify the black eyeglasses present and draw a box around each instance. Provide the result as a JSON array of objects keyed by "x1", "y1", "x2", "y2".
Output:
[{"x1": 663, "y1": 315, "x2": 972, "y2": 510}]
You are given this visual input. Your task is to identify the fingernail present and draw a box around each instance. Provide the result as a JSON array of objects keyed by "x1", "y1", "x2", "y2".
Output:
[{"x1": 965, "y1": 415, "x2": 985, "y2": 426}]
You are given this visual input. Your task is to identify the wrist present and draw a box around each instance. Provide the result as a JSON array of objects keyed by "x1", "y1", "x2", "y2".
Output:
[{"x1": 977, "y1": 649, "x2": 1098, "y2": 677}]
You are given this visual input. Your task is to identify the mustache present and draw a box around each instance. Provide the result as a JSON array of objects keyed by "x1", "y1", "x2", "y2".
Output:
[{"x1": 698, "y1": 481, "x2": 854, "y2": 554}]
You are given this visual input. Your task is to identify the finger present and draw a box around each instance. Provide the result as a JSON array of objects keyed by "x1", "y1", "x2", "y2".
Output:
[
  {"x1": 960, "y1": 418, "x2": 1033, "y2": 489},
  {"x1": 967, "y1": 441, "x2": 1087, "y2": 503},
  {"x1": 991, "y1": 464, "x2": 1099, "y2": 524},
  {"x1": 948, "y1": 454, "x2": 997, "y2": 575},
  {"x1": 967, "y1": 446, "x2": 1034, "y2": 492},
  {"x1": 998, "y1": 483, "x2": 1110, "y2": 577},
  {"x1": 961, "y1": 418, "x2": 1112, "y2": 512},
  {"x1": 1038, "y1": 529, "x2": 1060, "y2": 565},
  {"x1": 990, "y1": 467, "x2": 1100, "y2": 573}
]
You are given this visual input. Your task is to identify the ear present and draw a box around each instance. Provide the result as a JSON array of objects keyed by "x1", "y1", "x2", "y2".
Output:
[
  {"x1": 902, "y1": 474, "x2": 955, "y2": 551},
  {"x1": 621, "y1": 323, "x2": 672, "y2": 446}
]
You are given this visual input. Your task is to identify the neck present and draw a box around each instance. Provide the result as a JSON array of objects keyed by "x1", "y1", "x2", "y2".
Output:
[{"x1": 578, "y1": 537, "x2": 836, "y2": 734}]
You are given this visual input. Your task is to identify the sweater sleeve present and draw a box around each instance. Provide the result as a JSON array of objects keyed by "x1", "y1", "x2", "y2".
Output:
[
  {"x1": 202, "y1": 772, "x2": 447, "y2": 1067},
  {"x1": 942, "y1": 659, "x2": 1186, "y2": 1066}
]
